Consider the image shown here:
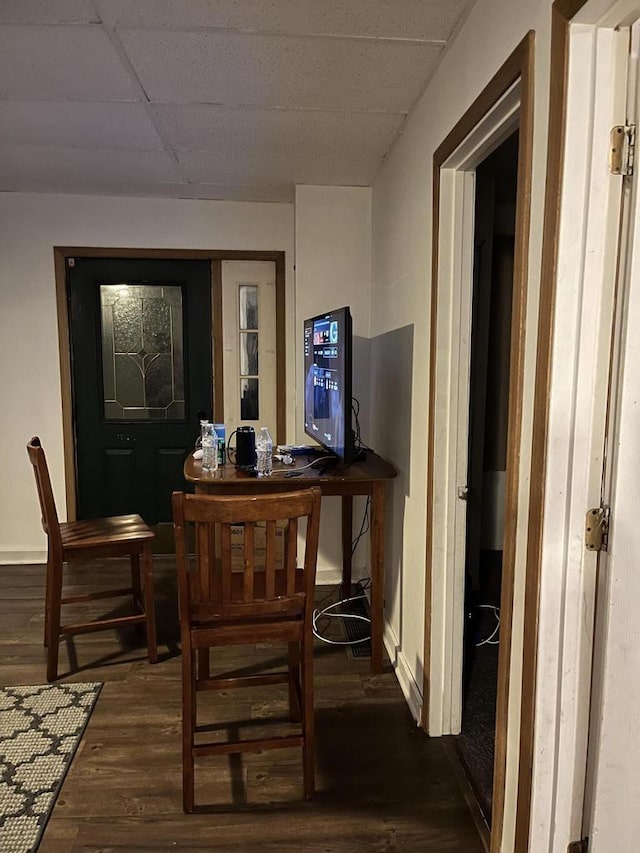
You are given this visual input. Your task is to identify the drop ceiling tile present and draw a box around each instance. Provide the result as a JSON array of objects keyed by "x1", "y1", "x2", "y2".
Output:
[
  {"x1": 0, "y1": 25, "x2": 140, "y2": 101},
  {"x1": 0, "y1": 102, "x2": 165, "y2": 150},
  {"x1": 152, "y1": 104, "x2": 404, "y2": 158},
  {"x1": 168, "y1": 182, "x2": 294, "y2": 203},
  {"x1": 118, "y1": 29, "x2": 443, "y2": 112},
  {"x1": 0, "y1": 145, "x2": 182, "y2": 186},
  {"x1": 100, "y1": 0, "x2": 471, "y2": 41},
  {"x1": 177, "y1": 149, "x2": 379, "y2": 187},
  {"x1": 0, "y1": 0, "x2": 98, "y2": 24}
]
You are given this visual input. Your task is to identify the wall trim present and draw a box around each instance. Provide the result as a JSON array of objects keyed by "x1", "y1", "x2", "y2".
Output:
[
  {"x1": 424, "y1": 31, "x2": 535, "y2": 853},
  {"x1": 0, "y1": 552, "x2": 46, "y2": 565},
  {"x1": 384, "y1": 619, "x2": 423, "y2": 724},
  {"x1": 514, "y1": 2, "x2": 597, "y2": 851}
]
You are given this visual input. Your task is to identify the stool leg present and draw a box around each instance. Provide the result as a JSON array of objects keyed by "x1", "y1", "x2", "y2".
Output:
[
  {"x1": 182, "y1": 646, "x2": 196, "y2": 813},
  {"x1": 197, "y1": 648, "x2": 209, "y2": 681},
  {"x1": 43, "y1": 550, "x2": 52, "y2": 647},
  {"x1": 131, "y1": 552, "x2": 142, "y2": 610},
  {"x1": 141, "y1": 543, "x2": 158, "y2": 664},
  {"x1": 46, "y1": 556, "x2": 63, "y2": 682},
  {"x1": 288, "y1": 641, "x2": 301, "y2": 722},
  {"x1": 301, "y1": 631, "x2": 315, "y2": 799}
]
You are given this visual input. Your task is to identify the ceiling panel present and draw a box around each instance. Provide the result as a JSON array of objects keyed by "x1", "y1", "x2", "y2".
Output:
[
  {"x1": 0, "y1": 0, "x2": 476, "y2": 201},
  {"x1": 0, "y1": 0, "x2": 98, "y2": 25},
  {"x1": 166, "y1": 182, "x2": 295, "y2": 203},
  {"x1": 0, "y1": 102, "x2": 165, "y2": 150},
  {"x1": 0, "y1": 145, "x2": 182, "y2": 186},
  {"x1": 118, "y1": 29, "x2": 443, "y2": 111},
  {"x1": 0, "y1": 25, "x2": 140, "y2": 101},
  {"x1": 98, "y1": 0, "x2": 469, "y2": 41},
  {"x1": 177, "y1": 149, "x2": 379, "y2": 187},
  {"x1": 152, "y1": 104, "x2": 403, "y2": 158}
]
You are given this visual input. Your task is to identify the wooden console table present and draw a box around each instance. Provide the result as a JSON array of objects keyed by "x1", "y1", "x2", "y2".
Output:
[{"x1": 183, "y1": 452, "x2": 397, "y2": 673}]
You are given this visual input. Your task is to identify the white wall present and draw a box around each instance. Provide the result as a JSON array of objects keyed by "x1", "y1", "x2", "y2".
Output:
[
  {"x1": 370, "y1": 0, "x2": 553, "y2": 849},
  {"x1": 294, "y1": 185, "x2": 372, "y2": 583},
  {"x1": 0, "y1": 192, "x2": 294, "y2": 560}
]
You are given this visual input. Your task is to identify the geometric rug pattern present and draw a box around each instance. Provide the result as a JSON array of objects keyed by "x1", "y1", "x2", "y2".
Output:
[{"x1": 0, "y1": 683, "x2": 102, "y2": 853}]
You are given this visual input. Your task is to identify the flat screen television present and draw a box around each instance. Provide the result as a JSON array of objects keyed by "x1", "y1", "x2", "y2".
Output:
[{"x1": 303, "y1": 306, "x2": 354, "y2": 464}]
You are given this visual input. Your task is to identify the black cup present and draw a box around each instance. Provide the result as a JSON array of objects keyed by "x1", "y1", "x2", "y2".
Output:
[{"x1": 228, "y1": 426, "x2": 256, "y2": 468}]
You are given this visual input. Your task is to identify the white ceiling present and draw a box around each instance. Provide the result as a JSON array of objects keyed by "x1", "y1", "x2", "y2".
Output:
[{"x1": 0, "y1": 0, "x2": 475, "y2": 203}]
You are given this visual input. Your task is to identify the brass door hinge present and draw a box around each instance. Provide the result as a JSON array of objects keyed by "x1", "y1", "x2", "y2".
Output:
[
  {"x1": 585, "y1": 507, "x2": 610, "y2": 552},
  {"x1": 610, "y1": 124, "x2": 635, "y2": 175},
  {"x1": 567, "y1": 837, "x2": 588, "y2": 853}
]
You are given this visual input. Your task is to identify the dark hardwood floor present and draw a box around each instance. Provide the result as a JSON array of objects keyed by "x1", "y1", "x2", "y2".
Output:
[{"x1": 1, "y1": 560, "x2": 485, "y2": 852}]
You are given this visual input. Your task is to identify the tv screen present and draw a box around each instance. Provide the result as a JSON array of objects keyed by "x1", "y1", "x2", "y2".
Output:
[{"x1": 303, "y1": 306, "x2": 353, "y2": 464}]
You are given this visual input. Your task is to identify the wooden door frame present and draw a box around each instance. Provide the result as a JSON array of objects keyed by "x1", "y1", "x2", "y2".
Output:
[
  {"x1": 517, "y1": 1, "x2": 637, "y2": 850},
  {"x1": 423, "y1": 32, "x2": 534, "y2": 853},
  {"x1": 53, "y1": 246, "x2": 286, "y2": 520}
]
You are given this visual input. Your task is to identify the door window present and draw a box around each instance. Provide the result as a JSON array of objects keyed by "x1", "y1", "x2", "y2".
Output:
[
  {"x1": 238, "y1": 284, "x2": 259, "y2": 420},
  {"x1": 222, "y1": 261, "x2": 277, "y2": 435},
  {"x1": 100, "y1": 283, "x2": 185, "y2": 420}
]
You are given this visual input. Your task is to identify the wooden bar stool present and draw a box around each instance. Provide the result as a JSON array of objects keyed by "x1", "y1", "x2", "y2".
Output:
[
  {"x1": 26, "y1": 436, "x2": 158, "y2": 682},
  {"x1": 172, "y1": 487, "x2": 321, "y2": 812}
]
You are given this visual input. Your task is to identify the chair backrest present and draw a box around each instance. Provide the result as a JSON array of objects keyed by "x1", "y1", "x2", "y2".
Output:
[
  {"x1": 26, "y1": 436, "x2": 62, "y2": 551},
  {"x1": 172, "y1": 488, "x2": 322, "y2": 625}
]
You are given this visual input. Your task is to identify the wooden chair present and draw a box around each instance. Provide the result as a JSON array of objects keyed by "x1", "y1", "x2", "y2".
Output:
[
  {"x1": 26, "y1": 436, "x2": 158, "y2": 682},
  {"x1": 172, "y1": 487, "x2": 322, "y2": 812}
]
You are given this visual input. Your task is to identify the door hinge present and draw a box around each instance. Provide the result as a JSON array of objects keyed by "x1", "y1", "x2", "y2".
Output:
[
  {"x1": 610, "y1": 124, "x2": 635, "y2": 175},
  {"x1": 567, "y1": 837, "x2": 589, "y2": 853},
  {"x1": 585, "y1": 506, "x2": 610, "y2": 552}
]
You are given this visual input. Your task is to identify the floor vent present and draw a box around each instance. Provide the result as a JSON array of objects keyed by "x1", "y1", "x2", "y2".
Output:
[{"x1": 341, "y1": 593, "x2": 371, "y2": 659}]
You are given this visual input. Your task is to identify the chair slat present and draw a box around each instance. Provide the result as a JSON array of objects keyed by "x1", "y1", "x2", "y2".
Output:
[
  {"x1": 220, "y1": 523, "x2": 233, "y2": 602},
  {"x1": 243, "y1": 522, "x2": 255, "y2": 602},
  {"x1": 264, "y1": 519, "x2": 276, "y2": 599},
  {"x1": 286, "y1": 518, "x2": 298, "y2": 595},
  {"x1": 196, "y1": 522, "x2": 211, "y2": 600}
]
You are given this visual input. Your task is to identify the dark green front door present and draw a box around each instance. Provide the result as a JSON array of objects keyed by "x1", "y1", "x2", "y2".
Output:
[{"x1": 68, "y1": 257, "x2": 212, "y2": 524}]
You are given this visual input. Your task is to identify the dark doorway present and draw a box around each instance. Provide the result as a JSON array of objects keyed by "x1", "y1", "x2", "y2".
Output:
[
  {"x1": 68, "y1": 257, "x2": 212, "y2": 526},
  {"x1": 457, "y1": 132, "x2": 519, "y2": 824}
]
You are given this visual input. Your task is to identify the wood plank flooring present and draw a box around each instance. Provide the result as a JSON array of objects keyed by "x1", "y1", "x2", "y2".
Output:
[{"x1": 1, "y1": 560, "x2": 485, "y2": 852}]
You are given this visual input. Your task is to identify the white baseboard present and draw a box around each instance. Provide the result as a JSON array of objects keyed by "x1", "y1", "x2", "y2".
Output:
[
  {"x1": 383, "y1": 619, "x2": 423, "y2": 724},
  {"x1": 316, "y1": 566, "x2": 343, "y2": 585},
  {"x1": 0, "y1": 551, "x2": 46, "y2": 565}
]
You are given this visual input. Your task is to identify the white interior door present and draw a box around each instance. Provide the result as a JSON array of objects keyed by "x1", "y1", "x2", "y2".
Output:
[
  {"x1": 221, "y1": 260, "x2": 277, "y2": 437},
  {"x1": 581, "y1": 21, "x2": 640, "y2": 851}
]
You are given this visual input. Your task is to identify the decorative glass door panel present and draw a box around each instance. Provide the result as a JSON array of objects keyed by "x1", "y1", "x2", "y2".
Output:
[{"x1": 100, "y1": 283, "x2": 185, "y2": 420}]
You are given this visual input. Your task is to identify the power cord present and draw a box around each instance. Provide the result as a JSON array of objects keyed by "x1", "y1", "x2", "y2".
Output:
[
  {"x1": 351, "y1": 496, "x2": 370, "y2": 557},
  {"x1": 312, "y1": 586, "x2": 372, "y2": 646},
  {"x1": 475, "y1": 604, "x2": 500, "y2": 647},
  {"x1": 351, "y1": 397, "x2": 374, "y2": 456}
]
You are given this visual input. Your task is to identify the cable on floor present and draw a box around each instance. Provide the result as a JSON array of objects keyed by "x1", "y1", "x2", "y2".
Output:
[{"x1": 312, "y1": 582, "x2": 371, "y2": 646}]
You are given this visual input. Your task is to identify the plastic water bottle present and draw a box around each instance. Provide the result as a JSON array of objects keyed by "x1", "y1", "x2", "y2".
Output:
[
  {"x1": 201, "y1": 423, "x2": 218, "y2": 473},
  {"x1": 256, "y1": 426, "x2": 273, "y2": 477}
]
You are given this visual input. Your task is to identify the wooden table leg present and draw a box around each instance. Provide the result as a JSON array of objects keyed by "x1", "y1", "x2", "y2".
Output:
[
  {"x1": 370, "y1": 482, "x2": 385, "y2": 673},
  {"x1": 341, "y1": 495, "x2": 353, "y2": 595}
]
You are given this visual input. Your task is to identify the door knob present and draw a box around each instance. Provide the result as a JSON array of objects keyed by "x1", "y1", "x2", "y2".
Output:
[{"x1": 457, "y1": 485, "x2": 470, "y2": 501}]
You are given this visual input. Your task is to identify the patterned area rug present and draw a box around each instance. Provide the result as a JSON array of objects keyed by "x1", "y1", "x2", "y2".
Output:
[{"x1": 0, "y1": 682, "x2": 102, "y2": 853}]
